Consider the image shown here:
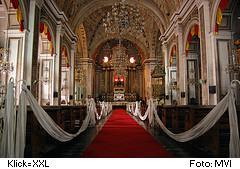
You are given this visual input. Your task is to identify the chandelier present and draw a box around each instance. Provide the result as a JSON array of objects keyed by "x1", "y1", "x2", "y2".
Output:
[
  {"x1": 102, "y1": 0, "x2": 145, "y2": 36},
  {"x1": 102, "y1": 40, "x2": 137, "y2": 76},
  {"x1": 0, "y1": 48, "x2": 14, "y2": 73},
  {"x1": 111, "y1": 40, "x2": 128, "y2": 74},
  {"x1": 0, "y1": 3, "x2": 13, "y2": 74}
]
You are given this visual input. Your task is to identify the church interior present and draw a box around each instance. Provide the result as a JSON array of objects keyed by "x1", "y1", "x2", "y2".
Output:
[{"x1": 0, "y1": 0, "x2": 240, "y2": 158}]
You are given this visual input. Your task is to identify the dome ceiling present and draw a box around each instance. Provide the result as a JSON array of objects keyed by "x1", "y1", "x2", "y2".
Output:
[{"x1": 54, "y1": 0, "x2": 184, "y2": 60}]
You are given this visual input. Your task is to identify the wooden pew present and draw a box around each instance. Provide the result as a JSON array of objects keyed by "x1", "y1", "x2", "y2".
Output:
[
  {"x1": 156, "y1": 105, "x2": 240, "y2": 157},
  {"x1": 24, "y1": 106, "x2": 87, "y2": 157}
]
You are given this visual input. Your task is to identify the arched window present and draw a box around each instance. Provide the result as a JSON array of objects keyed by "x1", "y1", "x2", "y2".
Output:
[
  {"x1": 215, "y1": 0, "x2": 229, "y2": 33},
  {"x1": 10, "y1": 0, "x2": 24, "y2": 32},
  {"x1": 39, "y1": 22, "x2": 54, "y2": 55},
  {"x1": 61, "y1": 46, "x2": 70, "y2": 105},
  {"x1": 169, "y1": 45, "x2": 177, "y2": 104},
  {"x1": 38, "y1": 21, "x2": 55, "y2": 105},
  {"x1": 185, "y1": 24, "x2": 201, "y2": 105},
  {"x1": 185, "y1": 24, "x2": 200, "y2": 56},
  {"x1": 61, "y1": 46, "x2": 70, "y2": 68},
  {"x1": 169, "y1": 45, "x2": 177, "y2": 67}
]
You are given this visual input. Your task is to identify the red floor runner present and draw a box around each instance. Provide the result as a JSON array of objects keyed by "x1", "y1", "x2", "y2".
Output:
[{"x1": 82, "y1": 109, "x2": 172, "y2": 158}]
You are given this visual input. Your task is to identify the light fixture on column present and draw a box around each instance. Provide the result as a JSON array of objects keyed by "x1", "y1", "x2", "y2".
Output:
[
  {"x1": 103, "y1": 56, "x2": 109, "y2": 63},
  {"x1": 226, "y1": 33, "x2": 240, "y2": 73},
  {"x1": 0, "y1": 48, "x2": 14, "y2": 73},
  {"x1": 0, "y1": 2, "x2": 14, "y2": 74},
  {"x1": 129, "y1": 57, "x2": 136, "y2": 64},
  {"x1": 0, "y1": 84, "x2": 6, "y2": 109}
]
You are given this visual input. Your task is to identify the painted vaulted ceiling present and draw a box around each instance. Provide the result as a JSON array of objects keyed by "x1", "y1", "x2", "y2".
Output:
[{"x1": 53, "y1": 0, "x2": 184, "y2": 60}]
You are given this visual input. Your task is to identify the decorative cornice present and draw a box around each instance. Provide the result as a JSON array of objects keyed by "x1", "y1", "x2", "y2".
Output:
[
  {"x1": 79, "y1": 58, "x2": 94, "y2": 64},
  {"x1": 43, "y1": 0, "x2": 77, "y2": 44},
  {"x1": 195, "y1": 0, "x2": 209, "y2": 9},
  {"x1": 35, "y1": 0, "x2": 44, "y2": 8},
  {"x1": 160, "y1": 0, "x2": 197, "y2": 43},
  {"x1": 44, "y1": 0, "x2": 68, "y2": 23},
  {"x1": 142, "y1": 58, "x2": 158, "y2": 65}
]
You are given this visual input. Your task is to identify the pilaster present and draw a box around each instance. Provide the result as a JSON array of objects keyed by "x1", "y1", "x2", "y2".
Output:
[
  {"x1": 143, "y1": 58, "x2": 158, "y2": 99},
  {"x1": 69, "y1": 43, "x2": 76, "y2": 105},
  {"x1": 79, "y1": 58, "x2": 94, "y2": 98},
  {"x1": 25, "y1": 0, "x2": 42, "y2": 97},
  {"x1": 162, "y1": 42, "x2": 170, "y2": 105},
  {"x1": 54, "y1": 24, "x2": 64, "y2": 105},
  {"x1": 176, "y1": 23, "x2": 187, "y2": 105},
  {"x1": 198, "y1": 0, "x2": 214, "y2": 105}
]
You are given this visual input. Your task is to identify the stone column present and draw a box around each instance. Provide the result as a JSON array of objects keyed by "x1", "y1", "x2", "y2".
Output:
[
  {"x1": 176, "y1": 23, "x2": 187, "y2": 105},
  {"x1": 25, "y1": 0, "x2": 43, "y2": 97},
  {"x1": 197, "y1": 0, "x2": 212, "y2": 105},
  {"x1": 79, "y1": 58, "x2": 94, "y2": 98},
  {"x1": 69, "y1": 43, "x2": 76, "y2": 105},
  {"x1": 162, "y1": 42, "x2": 171, "y2": 105},
  {"x1": 88, "y1": 60, "x2": 94, "y2": 97},
  {"x1": 53, "y1": 24, "x2": 64, "y2": 105},
  {"x1": 108, "y1": 70, "x2": 110, "y2": 93},
  {"x1": 139, "y1": 67, "x2": 143, "y2": 98},
  {"x1": 110, "y1": 70, "x2": 113, "y2": 93},
  {"x1": 129, "y1": 70, "x2": 132, "y2": 93},
  {"x1": 127, "y1": 69, "x2": 130, "y2": 93},
  {"x1": 104, "y1": 68, "x2": 107, "y2": 93},
  {"x1": 143, "y1": 58, "x2": 157, "y2": 99}
]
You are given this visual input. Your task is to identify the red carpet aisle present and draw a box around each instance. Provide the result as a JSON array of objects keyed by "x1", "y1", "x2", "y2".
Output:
[{"x1": 82, "y1": 109, "x2": 172, "y2": 158}]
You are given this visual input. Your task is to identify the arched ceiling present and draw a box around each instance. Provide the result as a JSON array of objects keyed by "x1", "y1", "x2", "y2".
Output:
[{"x1": 54, "y1": 0, "x2": 184, "y2": 60}]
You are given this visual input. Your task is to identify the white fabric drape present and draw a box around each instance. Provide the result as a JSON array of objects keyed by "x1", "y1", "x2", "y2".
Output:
[
  {"x1": 87, "y1": 98, "x2": 97, "y2": 126},
  {"x1": 1, "y1": 82, "x2": 112, "y2": 158},
  {"x1": 21, "y1": 87, "x2": 111, "y2": 142},
  {"x1": 0, "y1": 109, "x2": 3, "y2": 141},
  {"x1": 127, "y1": 82, "x2": 240, "y2": 157},
  {"x1": 96, "y1": 102, "x2": 104, "y2": 120},
  {"x1": 134, "y1": 101, "x2": 148, "y2": 121},
  {"x1": 127, "y1": 100, "x2": 154, "y2": 124},
  {"x1": 1, "y1": 78, "x2": 238, "y2": 157},
  {"x1": 228, "y1": 88, "x2": 240, "y2": 157},
  {"x1": 15, "y1": 91, "x2": 27, "y2": 158},
  {"x1": 0, "y1": 81, "x2": 16, "y2": 158},
  {"x1": 153, "y1": 92, "x2": 229, "y2": 141},
  {"x1": 147, "y1": 99, "x2": 154, "y2": 125},
  {"x1": 103, "y1": 102, "x2": 107, "y2": 117},
  {"x1": 22, "y1": 85, "x2": 91, "y2": 142},
  {"x1": 126, "y1": 104, "x2": 131, "y2": 112},
  {"x1": 153, "y1": 89, "x2": 240, "y2": 157},
  {"x1": 93, "y1": 101, "x2": 112, "y2": 120}
]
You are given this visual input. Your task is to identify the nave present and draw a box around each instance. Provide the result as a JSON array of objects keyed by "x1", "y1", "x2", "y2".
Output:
[
  {"x1": 0, "y1": 0, "x2": 240, "y2": 159},
  {"x1": 42, "y1": 109, "x2": 211, "y2": 158}
]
